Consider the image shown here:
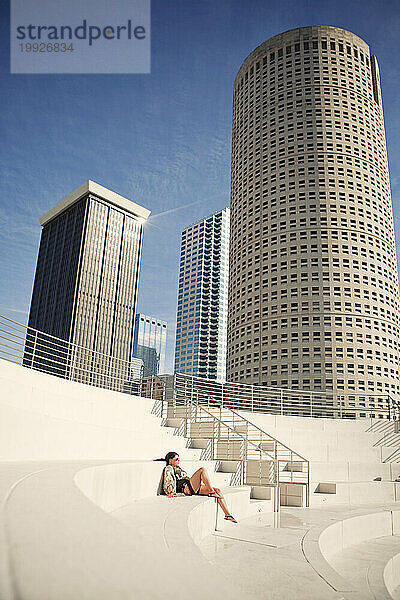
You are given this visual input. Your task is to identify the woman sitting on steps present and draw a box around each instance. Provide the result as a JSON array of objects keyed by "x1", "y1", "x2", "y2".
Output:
[{"x1": 155, "y1": 451, "x2": 237, "y2": 523}]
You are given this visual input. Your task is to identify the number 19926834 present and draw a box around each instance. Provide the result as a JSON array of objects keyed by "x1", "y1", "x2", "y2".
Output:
[{"x1": 19, "y1": 43, "x2": 74, "y2": 52}]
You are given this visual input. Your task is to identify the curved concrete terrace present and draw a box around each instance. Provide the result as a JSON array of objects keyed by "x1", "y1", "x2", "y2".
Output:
[
  {"x1": 198, "y1": 504, "x2": 400, "y2": 600},
  {"x1": 0, "y1": 460, "x2": 258, "y2": 600},
  {"x1": 385, "y1": 552, "x2": 400, "y2": 598},
  {"x1": 2, "y1": 359, "x2": 400, "y2": 598},
  {"x1": 2, "y1": 460, "x2": 400, "y2": 599}
]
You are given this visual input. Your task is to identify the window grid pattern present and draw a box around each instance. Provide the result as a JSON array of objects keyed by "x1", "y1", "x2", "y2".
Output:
[
  {"x1": 227, "y1": 26, "x2": 400, "y2": 397},
  {"x1": 28, "y1": 193, "x2": 144, "y2": 387},
  {"x1": 175, "y1": 208, "x2": 230, "y2": 382}
]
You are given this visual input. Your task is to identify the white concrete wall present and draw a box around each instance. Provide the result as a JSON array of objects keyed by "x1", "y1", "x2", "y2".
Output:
[
  {"x1": 0, "y1": 360, "x2": 182, "y2": 460},
  {"x1": 240, "y1": 411, "x2": 379, "y2": 462},
  {"x1": 1, "y1": 360, "x2": 383, "y2": 466},
  {"x1": 383, "y1": 551, "x2": 400, "y2": 597},
  {"x1": 319, "y1": 510, "x2": 400, "y2": 561}
]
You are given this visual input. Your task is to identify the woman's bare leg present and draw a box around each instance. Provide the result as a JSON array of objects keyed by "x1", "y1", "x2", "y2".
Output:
[
  {"x1": 212, "y1": 487, "x2": 230, "y2": 517},
  {"x1": 198, "y1": 485, "x2": 231, "y2": 517},
  {"x1": 190, "y1": 469, "x2": 236, "y2": 519},
  {"x1": 189, "y1": 467, "x2": 214, "y2": 494}
]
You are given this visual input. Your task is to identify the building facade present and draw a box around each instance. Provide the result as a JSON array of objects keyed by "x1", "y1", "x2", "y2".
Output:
[
  {"x1": 175, "y1": 208, "x2": 230, "y2": 381},
  {"x1": 227, "y1": 26, "x2": 400, "y2": 400},
  {"x1": 26, "y1": 180, "x2": 150, "y2": 386},
  {"x1": 132, "y1": 313, "x2": 167, "y2": 375}
]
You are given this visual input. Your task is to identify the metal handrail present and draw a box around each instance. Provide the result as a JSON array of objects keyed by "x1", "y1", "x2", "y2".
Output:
[
  {"x1": 230, "y1": 408, "x2": 308, "y2": 462},
  {"x1": 0, "y1": 313, "x2": 313, "y2": 509},
  {"x1": 0, "y1": 314, "x2": 167, "y2": 399},
  {"x1": 204, "y1": 406, "x2": 310, "y2": 482},
  {"x1": 168, "y1": 372, "x2": 399, "y2": 421},
  {"x1": 200, "y1": 405, "x2": 277, "y2": 461},
  {"x1": 1, "y1": 313, "x2": 398, "y2": 421},
  {"x1": 165, "y1": 398, "x2": 310, "y2": 510}
]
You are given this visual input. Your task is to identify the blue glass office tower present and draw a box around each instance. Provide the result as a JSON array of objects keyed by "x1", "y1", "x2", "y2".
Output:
[
  {"x1": 174, "y1": 208, "x2": 230, "y2": 382},
  {"x1": 132, "y1": 314, "x2": 167, "y2": 375}
]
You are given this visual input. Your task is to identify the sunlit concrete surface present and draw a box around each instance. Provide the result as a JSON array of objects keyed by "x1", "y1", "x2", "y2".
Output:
[
  {"x1": 241, "y1": 411, "x2": 400, "y2": 507},
  {"x1": 0, "y1": 361, "x2": 269, "y2": 599},
  {"x1": 198, "y1": 504, "x2": 400, "y2": 600},
  {"x1": 0, "y1": 360, "x2": 192, "y2": 461},
  {"x1": 2, "y1": 359, "x2": 400, "y2": 599},
  {"x1": 0, "y1": 460, "x2": 260, "y2": 600},
  {"x1": 385, "y1": 551, "x2": 400, "y2": 599}
]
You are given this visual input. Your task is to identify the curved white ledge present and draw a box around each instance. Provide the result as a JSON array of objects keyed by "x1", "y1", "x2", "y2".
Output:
[
  {"x1": 302, "y1": 508, "x2": 400, "y2": 600},
  {"x1": 1, "y1": 460, "x2": 255, "y2": 600},
  {"x1": 384, "y1": 552, "x2": 400, "y2": 598}
]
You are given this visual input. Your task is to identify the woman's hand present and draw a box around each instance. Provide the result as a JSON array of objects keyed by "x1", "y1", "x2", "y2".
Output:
[
  {"x1": 183, "y1": 483, "x2": 192, "y2": 496},
  {"x1": 166, "y1": 485, "x2": 176, "y2": 498}
]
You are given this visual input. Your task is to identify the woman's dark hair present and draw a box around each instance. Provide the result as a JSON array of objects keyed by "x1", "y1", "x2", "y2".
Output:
[{"x1": 154, "y1": 452, "x2": 179, "y2": 465}]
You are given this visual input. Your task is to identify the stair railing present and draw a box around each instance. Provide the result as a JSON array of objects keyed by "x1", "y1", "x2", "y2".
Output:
[
  {"x1": 205, "y1": 404, "x2": 310, "y2": 506},
  {"x1": 164, "y1": 399, "x2": 310, "y2": 510}
]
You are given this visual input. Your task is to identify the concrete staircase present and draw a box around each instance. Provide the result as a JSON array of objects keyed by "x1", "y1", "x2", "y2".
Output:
[
  {"x1": 367, "y1": 418, "x2": 400, "y2": 464},
  {"x1": 239, "y1": 411, "x2": 400, "y2": 507},
  {"x1": 159, "y1": 400, "x2": 400, "y2": 509},
  {"x1": 160, "y1": 415, "x2": 274, "y2": 514}
]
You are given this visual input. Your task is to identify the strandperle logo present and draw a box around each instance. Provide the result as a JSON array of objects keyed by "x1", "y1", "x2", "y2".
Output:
[
  {"x1": 11, "y1": 0, "x2": 151, "y2": 74},
  {"x1": 16, "y1": 20, "x2": 147, "y2": 46}
]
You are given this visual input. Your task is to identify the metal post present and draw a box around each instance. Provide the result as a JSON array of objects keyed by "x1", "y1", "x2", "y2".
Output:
[
  {"x1": 107, "y1": 358, "x2": 112, "y2": 391},
  {"x1": 70, "y1": 344, "x2": 77, "y2": 382},
  {"x1": 214, "y1": 497, "x2": 219, "y2": 531},
  {"x1": 251, "y1": 384, "x2": 254, "y2": 412},
  {"x1": 310, "y1": 392, "x2": 313, "y2": 418},
  {"x1": 280, "y1": 389, "x2": 283, "y2": 415},
  {"x1": 290, "y1": 451, "x2": 293, "y2": 483},
  {"x1": 140, "y1": 365, "x2": 144, "y2": 397},
  {"x1": 30, "y1": 329, "x2": 38, "y2": 369},
  {"x1": 221, "y1": 381, "x2": 224, "y2": 409}
]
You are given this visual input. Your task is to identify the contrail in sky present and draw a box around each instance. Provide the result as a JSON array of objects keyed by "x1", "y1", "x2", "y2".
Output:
[
  {"x1": 0, "y1": 306, "x2": 28, "y2": 315},
  {"x1": 149, "y1": 200, "x2": 204, "y2": 220}
]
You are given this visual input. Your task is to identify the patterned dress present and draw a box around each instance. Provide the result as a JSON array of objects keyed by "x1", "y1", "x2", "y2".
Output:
[{"x1": 157, "y1": 465, "x2": 190, "y2": 495}]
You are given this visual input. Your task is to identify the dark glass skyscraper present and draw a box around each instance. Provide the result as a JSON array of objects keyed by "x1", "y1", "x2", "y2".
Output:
[{"x1": 26, "y1": 180, "x2": 150, "y2": 385}]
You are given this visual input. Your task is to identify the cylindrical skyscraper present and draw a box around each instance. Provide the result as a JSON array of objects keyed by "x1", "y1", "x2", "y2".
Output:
[{"x1": 227, "y1": 26, "x2": 400, "y2": 400}]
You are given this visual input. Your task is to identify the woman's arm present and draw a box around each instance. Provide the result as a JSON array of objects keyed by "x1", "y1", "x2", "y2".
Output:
[{"x1": 163, "y1": 465, "x2": 176, "y2": 497}]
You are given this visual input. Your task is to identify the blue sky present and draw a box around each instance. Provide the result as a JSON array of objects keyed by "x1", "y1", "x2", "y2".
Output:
[{"x1": 1, "y1": 0, "x2": 400, "y2": 371}]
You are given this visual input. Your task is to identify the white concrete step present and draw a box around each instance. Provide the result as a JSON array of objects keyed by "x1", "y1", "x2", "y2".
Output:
[
  {"x1": 242, "y1": 411, "x2": 371, "y2": 435},
  {"x1": 366, "y1": 429, "x2": 400, "y2": 445},
  {"x1": 382, "y1": 447, "x2": 400, "y2": 462},
  {"x1": 218, "y1": 461, "x2": 240, "y2": 473},
  {"x1": 390, "y1": 464, "x2": 400, "y2": 479},
  {"x1": 213, "y1": 472, "x2": 234, "y2": 487},
  {"x1": 176, "y1": 447, "x2": 204, "y2": 461},
  {"x1": 250, "y1": 485, "x2": 273, "y2": 500},
  {"x1": 190, "y1": 439, "x2": 209, "y2": 449},
  {"x1": 309, "y1": 461, "x2": 392, "y2": 482},
  {"x1": 163, "y1": 418, "x2": 183, "y2": 429},
  {"x1": 302, "y1": 445, "x2": 381, "y2": 462},
  {"x1": 310, "y1": 480, "x2": 397, "y2": 507},
  {"x1": 248, "y1": 498, "x2": 274, "y2": 514}
]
